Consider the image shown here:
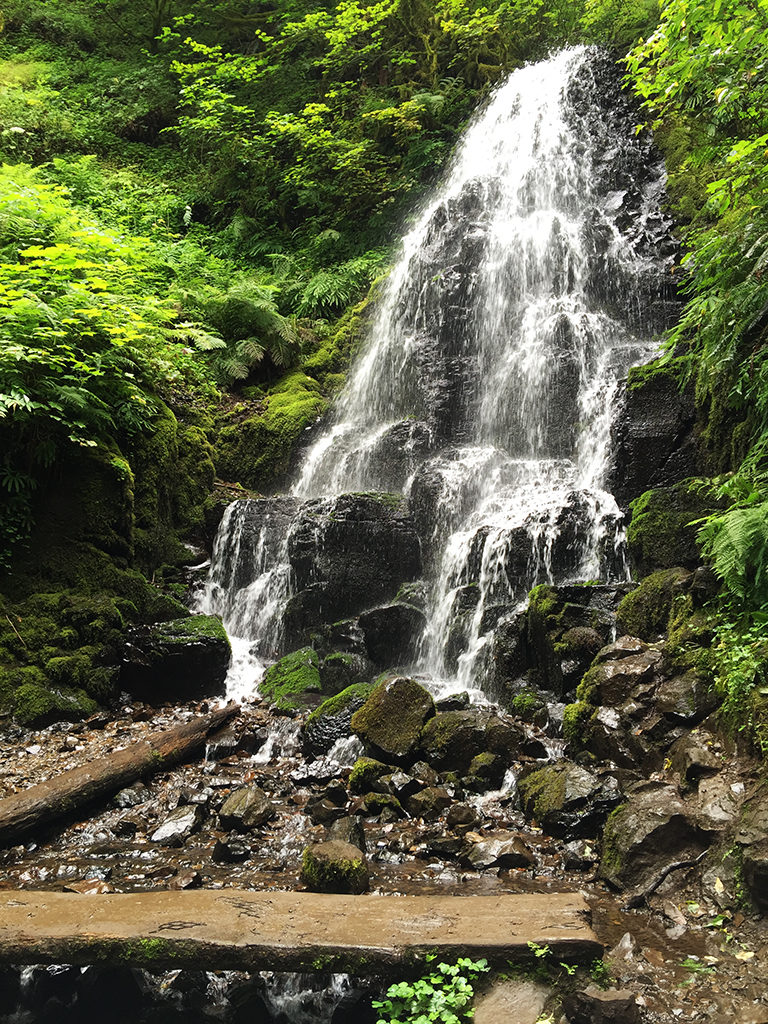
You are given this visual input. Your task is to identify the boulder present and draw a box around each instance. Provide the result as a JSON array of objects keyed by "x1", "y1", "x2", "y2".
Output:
[
  {"x1": 518, "y1": 762, "x2": 622, "y2": 838},
  {"x1": 328, "y1": 816, "x2": 366, "y2": 853},
  {"x1": 578, "y1": 647, "x2": 661, "y2": 706},
  {"x1": 419, "y1": 708, "x2": 521, "y2": 773},
  {"x1": 461, "y1": 832, "x2": 535, "y2": 871},
  {"x1": 600, "y1": 781, "x2": 708, "y2": 888},
  {"x1": 304, "y1": 684, "x2": 375, "y2": 756},
  {"x1": 120, "y1": 616, "x2": 230, "y2": 702},
  {"x1": 219, "y1": 786, "x2": 275, "y2": 831},
  {"x1": 150, "y1": 804, "x2": 204, "y2": 846},
  {"x1": 351, "y1": 676, "x2": 435, "y2": 763},
  {"x1": 405, "y1": 786, "x2": 453, "y2": 820},
  {"x1": 655, "y1": 672, "x2": 718, "y2": 723},
  {"x1": 348, "y1": 757, "x2": 392, "y2": 795},
  {"x1": 358, "y1": 603, "x2": 426, "y2": 666},
  {"x1": 562, "y1": 985, "x2": 641, "y2": 1024},
  {"x1": 320, "y1": 652, "x2": 371, "y2": 693},
  {"x1": 668, "y1": 730, "x2": 721, "y2": 786},
  {"x1": 212, "y1": 838, "x2": 251, "y2": 863},
  {"x1": 626, "y1": 481, "x2": 724, "y2": 575},
  {"x1": 614, "y1": 568, "x2": 691, "y2": 641},
  {"x1": 300, "y1": 840, "x2": 369, "y2": 894},
  {"x1": 284, "y1": 493, "x2": 422, "y2": 644},
  {"x1": 260, "y1": 647, "x2": 321, "y2": 710}
]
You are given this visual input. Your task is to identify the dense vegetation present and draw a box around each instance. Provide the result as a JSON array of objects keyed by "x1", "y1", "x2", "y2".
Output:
[{"x1": 2, "y1": 0, "x2": 768, "y2": 736}]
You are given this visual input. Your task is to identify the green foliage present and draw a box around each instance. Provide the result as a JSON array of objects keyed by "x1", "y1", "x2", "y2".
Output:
[{"x1": 372, "y1": 957, "x2": 489, "y2": 1024}]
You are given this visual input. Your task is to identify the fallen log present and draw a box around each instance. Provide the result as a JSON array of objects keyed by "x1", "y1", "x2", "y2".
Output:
[
  {"x1": 0, "y1": 891, "x2": 602, "y2": 972},
  {"x1": 0, "y1": 703, "x2": 238, "y2": 848}
]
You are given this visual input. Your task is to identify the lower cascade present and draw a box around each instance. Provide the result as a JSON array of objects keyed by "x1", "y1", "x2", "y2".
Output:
[{"x1": 199, "y1": 46, "x2": 676, "y2": 702}]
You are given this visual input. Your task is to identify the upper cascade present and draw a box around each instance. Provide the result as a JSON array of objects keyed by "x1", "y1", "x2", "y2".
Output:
[{"x1": 200, "y1": 46, "x2": 677, "y2": 698}]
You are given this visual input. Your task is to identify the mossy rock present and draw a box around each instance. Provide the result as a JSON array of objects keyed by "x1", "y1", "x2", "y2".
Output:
[
  {"x1": 350, "y1": 676, "x2": 435, "y2": 763},
  {"x1": 627, "y1": 480, "x2": 723, "y2": 575},
  {"x1": 362, "y1": 791, "x2": 405, "y2": 819},
  {"x1": 615, "y1": 568, "x2": 691, "y2": 641},
  {"x1": 304, "y1": 683, "x2": 375, "y2": 755},
  {"x1": 13, "y1": 680, "x2": 98, "y2": 726},
  {"x1": 320, "y1": 652, "x2": 370, "y2": 695},
  {"x1": 563, "y1": 701, "x2": 597, "y2": 746},
  {"x1": 260, "y1": 646, "x2": 321, "y2": 710},
  {"x1": 349, "y1": 756, "x2": 391, "y2": 796},
  {"x1": 121, "y1": 615, "x2": 231, "y2": 703},
  {"x1": 300, "y1": 840, "x2": 369, "y2": 894},
  {"x1": 214, "y1": 372, "x2": 328, "y2": 490}
]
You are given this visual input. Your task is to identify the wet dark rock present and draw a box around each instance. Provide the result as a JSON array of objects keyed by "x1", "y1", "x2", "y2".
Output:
[
  {"x1": 411, "y1": 760, "x2": 441, "y2": 787},
  {"x1": 446, "y1": 803, "x2": 480, "y2": 832},
  {"x1": 461, "y1": 832, "x2": 534, "y2": 871},
  {"x1": 24, "y1": 966, "x2": 83, "y2": 1017},
  {"x1": 436, "y1": 691, "x2": 470, "y2": 712},
  {"x1": 114, "y1": 781, "x2": 149, "y2": 809},
  {"x1": 419, "y1": 708, "x2": 522, "y2": 772},
  {"x1": 351, "y1": 676, "x2": 435, "y2": 763},
  {"x1": 300, "y1": 839, "x2": 369, "y2": 894},
  {"x1": 329, "y1": 815, "x2": 366, "y2": 852},
  {"x1": 614, "y1": 567, "x2": 691, "y2": 641},
  {"x1": 0, "y1": 967, "x2": 20, "y2": 1014},
  {"x1": 625, "y1": 481, "x2": 725, "y2": 575},
  {"x1": 349, "y1": 756, "x2": 392, "y2": 795},
  {"x1": 120, "y1": 615, "x2": 230, "y2": 702},
  {"x1": 229, "y1": 976, "x2": 273, "y2": 1024},
  {"x1": 360, "y1": 792, "x2": 406, "y2": 819},
  {"x1": 320, "y1": 652, "x2": 371, "y2": 693},
  {"x1": 218, "y1": 786, "x2": 275, "y2": 831},
  {"x1": 212, "y1": 838, "x2": 251, "y2": 863},
  {"x1": 284, "y1": 493, "x2": 422, "y2": 644},
  {"x1": 600, "y1": 781, "x2": 709, "y2": 888},
  {"x1": 669, "y1": 730, "x2": 720, "y2": 786},
  {"x1": 358, "y1": 602, "x2": 426, "y2": 666},
  {"x1": 307, "y1": 797, "x2": 347, "y2": 825},
  {"x1": 610, "y1": 358, "x2": 699, "y2": 511},
  {"x1": 696, "y1": 775, "x2": 743, "y2": 831},
  {"x1": 562, "y1": 985, "x2": 641, "y2": 1024},
  {"x1": 79, "y1": 966, "x2": 152, "y2": 1022},
  {"x1": 580, "y1": 707, "x2": 657, "y2": 772},
  {"x1": 580, "y1": 648, "x2": 661, "y2": 705},
  {"x1": 331, "y1": 988, "x2": 377, "y2": 1024},
  {"x1": 406, "y1": 786, "x2": 453, "y2": 820},
  {"x1": 742, "y1": 842, "x2": 768, "y2": 912},
  {"x1": 150, "y1": 803, "x2": 204, "y2": 846},
  {"x1": 465, "y1": 752, "x2": 506, "y2": 790},
  {"x1": 518, "y1": 761, "x2": 622, "y2": 838},
  {"x1": 655, "y1": 671, "x2": 719, "y2": 723},
  {"x1": 171, "y1": 869, "x2": 202, "y2": 889},
  {"x1": 563, "y1": 839, "x2": 599, "y2": 871},
  {"x1": 304, "y1": 683, "x2": 375, "y2": 756}
]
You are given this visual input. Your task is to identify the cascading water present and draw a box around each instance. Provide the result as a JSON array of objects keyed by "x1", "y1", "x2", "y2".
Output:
[{"x1": 200, "y1": 46, "x2": 676, "y2": 699}]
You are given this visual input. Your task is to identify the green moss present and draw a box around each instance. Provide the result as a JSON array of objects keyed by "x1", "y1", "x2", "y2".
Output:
[
  {"x1": 510, "y1": 689, "x2": 541, "y2": 719},
  {"x1": 527, "y1": 583, "x2": 559, "y2": 620},
  {"x1": 563, "y1": 701, "x2": 595, "y2": 744},
  {"x1": 362, "y1": 791, "x2": 404, "y2": 817},
  {"x1": 599, "y1": 804, "x2": 628, "y2": 881},
  {"x1": 215, "y1": 371, "x2": 328, "y2": 490},
  {"x1": 615, "y1": 568, "x2": 690, "y2": 641},
  {"x1": 517, "y1": 765, "x2": 567, "y2": 819},
  {"x1": 349, "y1": 756, "x2": 390, "y2": 795},
  {"x1": 306, "y1": 683, "x2": 375, "y2": 727},
  {"x1": 627, "y1": 480, "x2": 722, "y2": 574},
  {"x1": 300, "y1": 845, "x2": 368, "y2": 894},
  {"x1": 575, "y1": 666, "x2": 602, "y2": 705},
  {"x1": 13, "y1": 680, "x2": 97, "y2": 725},
  {"x1": 350, "y1": 676, "x2": 435, "y2": 761},
  {"x1": 153, "y1": 614, "x2": 229, "y2": 646},
  {"x1": 260, "y1": 646, "x2": 322, "y2": 710}
]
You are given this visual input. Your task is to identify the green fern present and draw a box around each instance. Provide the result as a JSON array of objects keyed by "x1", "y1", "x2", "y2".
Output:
[{"x1": 698, "y1": 500, "x2": 768, "y2": 602}]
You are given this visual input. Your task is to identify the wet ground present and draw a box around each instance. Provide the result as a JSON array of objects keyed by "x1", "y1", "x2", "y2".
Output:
[{"x1": 1, "y1": 698, "x2": 767, "y2": 1023}]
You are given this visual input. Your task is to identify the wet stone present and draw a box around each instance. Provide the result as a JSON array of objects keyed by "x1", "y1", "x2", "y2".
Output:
[
  {"x1": 406, "y1": 786, "x2": 453, "y2": 820},
  {"x1": 300, "y1": 839, "x2": 369, "y2": 894},
  {"x1": 212, "y1": 838, "x2": 251, "y2": 863},
  {"x1": 328, "y1": 815, "x2": 367, "y2": 853},
  {"x1": 218, "y1": 786, "x2": 275, "y2": 831},
  {"x1": 461, "y1": 832, "x2": 534, "y2": 871},
  {"x1": 562, "y1": 985, "x2": 641, "y2": 1024},
  {"x1": 114, "y1": 782, "x2": 149, "y2": 809},
  {"x1": 150, "y1": 804, "x2": 204, "y2": 846}
]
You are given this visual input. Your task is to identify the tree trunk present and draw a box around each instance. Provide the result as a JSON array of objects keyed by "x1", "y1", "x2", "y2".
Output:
[{"x1": 0, "y1": 704, "x2": 238, "y2": 848}]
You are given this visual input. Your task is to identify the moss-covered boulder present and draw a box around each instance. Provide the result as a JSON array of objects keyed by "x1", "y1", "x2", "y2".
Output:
[
  {"x1": 300, "y1": 840, "x2": 369, "y2": 894},
  {"x1": 12, "y1": 678, "x2": 98, "y2": 727},
  {"x1": 419, "y1": 708, "x2": 522, "y2": 773},
  {"x1": 304, "y1": 683, "x2": 375, "y2": 755},
  {"x1": 120, "y1": 615, "x2": 231, "y2": 702},
  {"x1": 348, "y1": 756, "x2": 391, "y2": 796},
  {"x1": 517, "y1": 761, "x2": 622, "y2": 839},
  {"x1": 350, "y1": 676, "x2": 435, "y2": 763},
  {"x1": 320, "y1": 652, "x2": 370, "y2": 694},
  {"x1": 260, "y1": 647, "x2": 321, "y2": 710},
  {"x1": 626, "y1": 480, "x2": 724, "y2": 575},
  {"x1": 615, "y1": 568, "x2": 691, "y2": 641}
]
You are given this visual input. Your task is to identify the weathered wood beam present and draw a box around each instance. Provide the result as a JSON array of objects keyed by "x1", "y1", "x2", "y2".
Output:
[
  {"x1": 0, "y1": 891, "x2": 601, "y2": 972},
  {"x1": 0, "y1": 704, "x2": 238, "y2": 848}
]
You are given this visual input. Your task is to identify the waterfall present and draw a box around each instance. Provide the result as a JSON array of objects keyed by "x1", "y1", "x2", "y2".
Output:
[{"x1": 200, "y1": 47, "x2": 675, "y2": 699}]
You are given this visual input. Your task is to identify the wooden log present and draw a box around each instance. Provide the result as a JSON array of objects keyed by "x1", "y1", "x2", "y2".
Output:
[
  {"x1": 0, "y1": 704, "x2": 238, "y2": 848},
  {"x1": 0, "y1": 891, "x2": 602, "y2": 972}
]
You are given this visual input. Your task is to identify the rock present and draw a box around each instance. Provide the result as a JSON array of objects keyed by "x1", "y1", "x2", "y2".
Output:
[
  {"x1": 349, "y1": 756, "x2": 392, "y2": 795},
  {"x1": 205, "y1": 725, "x2": 252, "y2": 761},
  {"x1": 328, "y1": 816, "x2": 366, "y2": 853},
  {"x1": 320, "y1": 652, "x2": 371, "y2": 694},
  {"x1": 578, "y1": 649, "x2": 661, "y2": 706},
  {"x1": 361, "y1": 792, "x2": 405, "y2": 820},
  {"x1": 113, "y1": 782, "x2": 148, "y2": 809},
  {"x1": 219, "y1": 786, "x2": 275, "y2": 831},
  {"x1": 0, "y1": 967, "x2": 20, "y2": 1015},
  {"x1": 696, "y1": 776, "x2": 743, "y2": 830},
  {"x1": 655, "y1": 672, "x2": 718, "y2": 723},
  {"x1": 304, "y1": 684, "x2": 375, "y2": 756},
  {"x1": 419, "y1": 708, "x2": 522, "y2": 773},
  {"x1": 436, "y1": 691, "x2": 470, "y2": 711},
  {"x1": 518, "y1": 761, "x2": 622, "y2": 838},
  {"x1": 351, "y1": 677, "x2": 435, "y2": 763},
  {"x1": 466, "y1": 752, "x2": 506, "y2": 790},
  {"x1": 384, "y1": 771, "x2": 425, "y2": 802},
  {"x1": 562, "y1": 985, "x2": 641, "y2": 1024},
  {"x1": 358, "y1": 603, "x2": 427, "y2": 666},
  {"x1": 599, "y1": 781, "x2": 708, "y2": 888},
  {"x1": 669, "y1": 730, "x2": 720, "y2": 785},
  {"x1": 614, "y1": 568, "x2": 691, "y2": 641},
  {"x1": 406, "y1": 786, "x2": 453, "y2": 820},
  {"x1": 170, "y1": 870, "x2": 202, "y2": 890},
  {"x1": 473, "y1": 978, "x2": 549, "y2": 1024},
  {"x1": 150, "y1": 804, "x2": 204, "y2": 846},
  {"x1": 626, "y1": 481, "x2": 724, "y2": 575},
  {"x1": 461, "y1": 832, "x2": 534, "y2": 871},
  {"x1": 212, "y1": 838, "x2": 251, "y2": 863},
  {"x1": 260, "y1": 647, "x2": 322, "y2": 711},
  {"x1": 120, "y1": 615, "x2": 230, "y2": 702},
  {"x1": 742, "y1": 842, "x2": 768, "y2": 911},
  {"x1": 284, "y1": 493, "x2": 422, "y2": 644},
  {"x1": 331, "y1": 988, "x2": 377, "y2": 1024},
  {"x1": 563, "y1": 839, "x2": 599, "y2": 871},
  {"x1": 446, "y1": 803, "x2": 480, "y2": 832},
  {"x1": 610, "y1": 358, "x2": 699, "y2": 511},
  {"x1": 300, "y1": 840, "x2": 369, "y2": 894},
  {"x1": 306, "y1": 782, "x2": 348, "y2": 825}
]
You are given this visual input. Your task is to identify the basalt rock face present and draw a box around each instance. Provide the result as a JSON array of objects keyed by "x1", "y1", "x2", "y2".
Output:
[{"x1": 120, "y1": 616, "x2": 231, "y2": 702}]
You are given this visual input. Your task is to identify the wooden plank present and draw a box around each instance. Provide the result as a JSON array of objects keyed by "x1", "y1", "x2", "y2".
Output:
[
  {"x1": 0, "y1": 705, "x2": 238, "y2": 848},
  {"x1": 0, "y1": 891, "x2": 601, "y2": 973}
]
